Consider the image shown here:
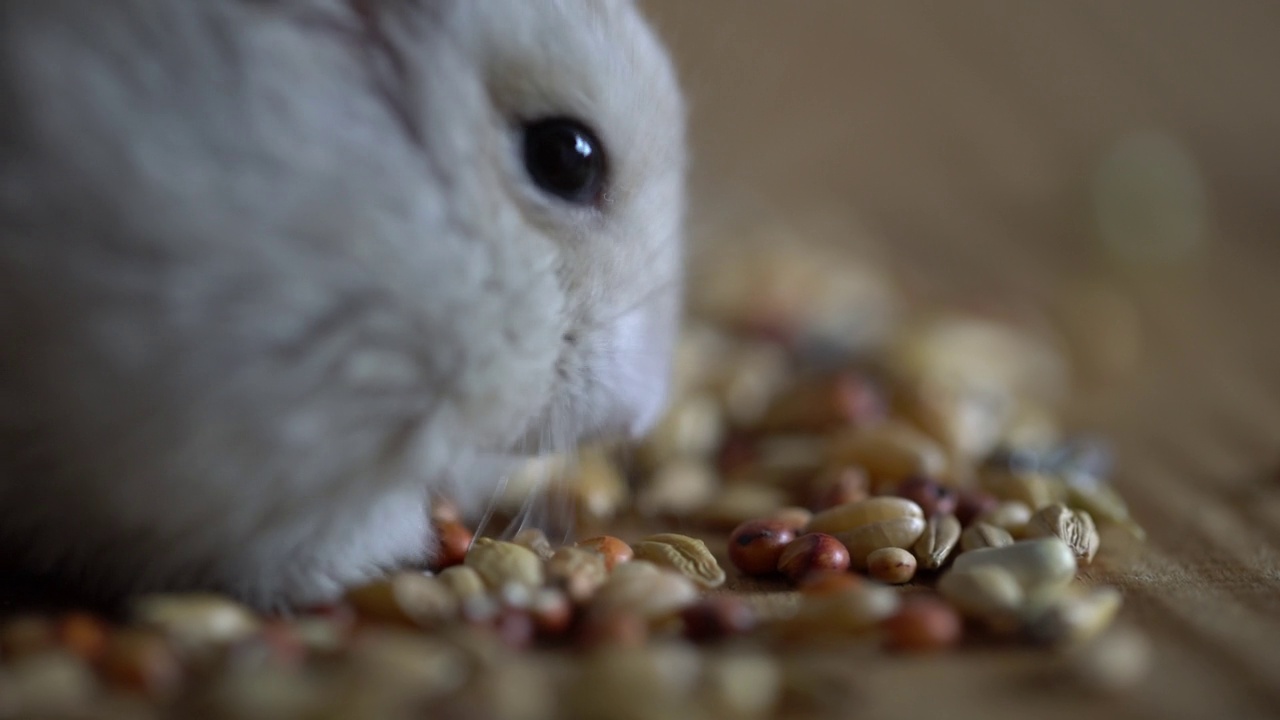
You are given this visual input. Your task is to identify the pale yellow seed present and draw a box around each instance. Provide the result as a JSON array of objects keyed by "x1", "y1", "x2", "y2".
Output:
[
  {"x1": 912, "y1": 514, "x2": 962, "y2": 570},
  {"x1": 806, "y1": 496, "x2": 924, "y2": 535},
  {"x1": 464, "y1": 538, "x2": 545, "y2": 591},
  {"x1": 1025, "y1": 503, "x2": 1101, "y2": 565},
  {"x1": 960, "y1": 522, "x2": 1015, "y2": 553},
  {"x1": 633, "y1": 533, "x2": 726, "y2": 589},
  {"x1": 951, "y1": 538, "x2": 1077, "y2": 595},
  {"x1": 836, "y1": 516, "x2": 927, "y2": 570}
]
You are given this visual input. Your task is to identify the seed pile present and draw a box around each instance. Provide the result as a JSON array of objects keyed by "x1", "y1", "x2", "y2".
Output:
[{"x1": 0, "y1": 249, "x2": 1151, "y2": 719}]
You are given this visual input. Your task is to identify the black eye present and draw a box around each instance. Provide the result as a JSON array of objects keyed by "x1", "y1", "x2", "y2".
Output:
[{"x1": 522, "y1": 117, "x2": 607, "y2": 205}]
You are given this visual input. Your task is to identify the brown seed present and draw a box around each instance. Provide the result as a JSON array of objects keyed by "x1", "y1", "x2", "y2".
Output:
[
  {"x1": 433, "y1": 519, "x2": 474, "y2": 570},
  {"x1": 777, "y1": 533, "x2": 851, "y2": 583},
  {"x1": 575, "y1": 536, "x2": 634, "y2": 571},
  {"x1": 1, "y1": 616, "x2": 56, "y2": 660},
  {"x1": 680, "y1": 596, "x2": 757, "y2": 642},
  {"x1": 893, "y1": 476, "x2": 958, "y2": 518},
  {"x1": 57, "y1": 613, "x2": 109, "y2": 664},
  {"x1": 577, "y1": 612, "x2": 649, "y2": 650},
  {"x1": 807, "y1": 466, "x2": 871, "y2": 511},
  {"x1": 728, "y1": 519, "x2": 797, "y2": 576},
  {"x1": 798, "y1": 572, "x2": 865, "y2": 596},
  {"x1": 492, "y1": 609, "x2": 536, "y2": 651},
  {"x1": 756, "y1": 371, "x2": 886, "y2": 433},
  {"x1": 882, "y1": 597, "x2": 962, "y2": 653},
  {"x1": 954, "y1": 488, "x2": 1000, "y2": 526},
  {"x1": 530, "y1": 589, "x2": 574, "y2": 638},
  {"x1": 866, "y1": 547, "x2": 917, "y2": 585},
  {"x1": 99, "y1": 630, "x2": 182, "y2": 699}
]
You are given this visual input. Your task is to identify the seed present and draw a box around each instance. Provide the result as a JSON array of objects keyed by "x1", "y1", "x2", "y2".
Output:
[
  {"x1": 1025, "y1": 585, "x2": 1123, "y2": 647},
  {"x1": 1025, "y1": 503, "x2": 1100, "y2": 565},
  {"x1": 951, "y1": 538, "x2": 1078, "y2": 595},
  {"x1": 835, "y1": 516, "x2": 927, "y2": 570},
  {"x1": 512, "y1": 528, "x2": 555, "y2": 561},
  {"x1": 590, "y1": 561, "x2": 700, "y2": 620},
  {"x1": 755, "y1": 370, "x2": 886, "y2": 433},
  {"x1": 346, "y1": 573, "x2": 459, "y2": 629},
  {"x1": 680, "y1": 596, "x2": 757, "y2": 642},
  {"x1": 1066, "y1": 482, "x2": 1146, "y2": 541},
  {"x1": 56, "y1": 613, "x2": 108, "y2": 664},
  {"x1": 767, "y1": 506, "x2": 814, "y2": 532},
  {"x1": 0, "y1": 616, "x2": 56, "y2": 660},
  {"x1": 792, "y1": 583, "x2": 901, "y2": 634},
  {"x1": 794, "y1": 577, "x2": 861, "y2": 604},
  {"x1": 806, "y1": 496, "x2": 924, "y2": 535},
  {"x1": 696, "y1": 483, "x2": 792, "y2": 530},
  {"x1": 866, "y1": 547, "x2": 917, "y2": 584},
  {"x1": 432, "y1": 519, "x2": 474, "y2": 570},
  {"x1": 130, "y1": 594, "x2": 260, "y2": 653},
  {"x1": 936, "y1": 565, "x2": 1025, "y2": 630},
  {"x1": 492, "y1": 609, "x2": 536, "y2": 651},
  {"x1": 912, "y1": 514, "x2": 962, "y2": 570},
  {"x1": 99, "y1": 629, "x2": 183, "y2": 699},
  {"x1": 465, "y1": 538, "x2": 545, "y2": 591},
  {"x1": 702, "y1": 653, "x2": 783, "y2": 718},
  {"x1": 575, "y1": 536, "x2": 634, "y2": 571},
  {"x1": 437, "y1": 565, "x2": 487, "y2": 602},
  {"x1": 530, "y1": 588, "x2": 574, "y2": 637},
  {"x1": 826, "y1": 420, "x2": 949, "y2": 484},
  {"x1": 1067, "y1": 625, "x2": 1151, "y2": 693},
  {"x1": 882, "y1": 596, "x2": 963, "y2": 653},
  {"x1": 638, "y1": 393, "x2": 726, "y2": 465},
  {"x1": 545, "y1": 547, "x2": 609, "y2": 603},
  {"x1": 960, "y1": 522, "x2": 1015, "y2": 552},
  {"x1": 632, "y1": 533, "x2": 727, "y2": 589},
  {"x1": 3, "y1": 651, "x2": 98, "y2": 714},
  {"x1": 577, "y1": 611, "x2": 649, "y2": 650},
  {"x1": 980, "y1": 468, "x2": 1058, "y2": 510},
  {"x1": 636, "y1": 459, "x2": 718, "y2": 517},
  {"x1": 728, "y1": 519, "x2": 797, "y2": 576},
  {"x1": 776, "y1": 534, "x2": 851, "y2": 582},
  {"x1": 893, "y1": 476, "x2": 958, "y2": 518},
  {"x1": 976, "y1": 500, "x2": 1034, "y2": 532},
  {"x1": 807, "y1": 466, "x2": 871, "y2": 511},
  {"x1": 954, "y1": 488, "x2": 1000, "y2": 526}
]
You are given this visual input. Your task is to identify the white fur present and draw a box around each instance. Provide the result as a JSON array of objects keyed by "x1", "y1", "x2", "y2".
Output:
[{"x1": 0, "y1": 0, "x2": 685, "y2": 609}]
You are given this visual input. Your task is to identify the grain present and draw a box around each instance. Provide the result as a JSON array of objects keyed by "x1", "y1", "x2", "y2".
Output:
[
  {"x1": 591, "y1": 561, "x2": 700, "y2": 620},
  {"x1": 960, "y1": 522, "x2": 1015, "y2": 552},
  {"x1": 936, "y1": 565, "x2": 1025, "y2": 629},
  {"x1": 1025, "y1": 503, "x2": 1100, "y2": 565},
  {"x1": 728, "y1": 518, "x2": 797, "y2": 576},
  {"x1": 912, "y1": 514, "x2": 962, "y2": 570},
  {"x1": 976, "y1": 500, "x2": 1034, "y2": 532},
  {"x1": 825, "y1": 421, "x2": 949, "y2": 484},
  {"x1": 131, "y1": 594, "x2": 260, "y2": 653},
  {"x1": 545, "y1": 547, "x2": 609, "y2": 603}
]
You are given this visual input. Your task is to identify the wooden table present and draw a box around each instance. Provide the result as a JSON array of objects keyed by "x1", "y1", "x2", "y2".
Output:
[{"x1": 644, "y1": 2, "x2": 1280, "y2": 718}]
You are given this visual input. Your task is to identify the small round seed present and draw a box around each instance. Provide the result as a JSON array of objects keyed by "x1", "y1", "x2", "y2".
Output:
[
  {"x1": 680, "y1": 596, "x2": 757, "y2": 642},
  {"x1": 882, "y1": 597, "x2": 962, "y2": 653},
  {"x1": 777, "y1": 534, "x2": 851, "y2": 583},
  {"x1": 433, "y1": 520, "x2": 474, "y2": 570},
  {"x1": 728, "y1": 519, "x2": 797, "y2": 576},
  {"x1": 575, "y1": 536, "x2": 634, "y2": 571},
  {"x1": 866, "y1": 547, "x2": 917, "y2": 584}
]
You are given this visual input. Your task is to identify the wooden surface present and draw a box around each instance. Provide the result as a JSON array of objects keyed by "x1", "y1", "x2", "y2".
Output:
[{"x1": 644, "y1": 2, "x2": 1280, "y2": 719}]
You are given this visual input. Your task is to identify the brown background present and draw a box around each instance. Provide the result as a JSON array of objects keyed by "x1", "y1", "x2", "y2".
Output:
[{"x1": 644, "y1": 2, "x2": 1280, "y2": 719}]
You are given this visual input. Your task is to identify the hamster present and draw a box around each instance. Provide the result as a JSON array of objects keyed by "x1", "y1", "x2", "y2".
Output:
[{"x1": 0, "y1": 0, "x2": 686, "y2": 610}]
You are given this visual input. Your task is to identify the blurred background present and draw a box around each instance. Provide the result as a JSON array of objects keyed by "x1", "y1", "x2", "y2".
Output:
[{"x1": 642, "y1": 1, "x2": 1280, "y2": 712}]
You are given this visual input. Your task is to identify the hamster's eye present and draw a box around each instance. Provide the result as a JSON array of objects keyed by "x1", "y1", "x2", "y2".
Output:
[{"x1": 522, "y1": 118, "x2": 607, "y2": 205}]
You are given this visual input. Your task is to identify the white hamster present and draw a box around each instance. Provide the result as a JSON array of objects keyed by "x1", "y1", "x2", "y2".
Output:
[{"x1": 0, "y1": 0, "x2": 686, "y2": 610}]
